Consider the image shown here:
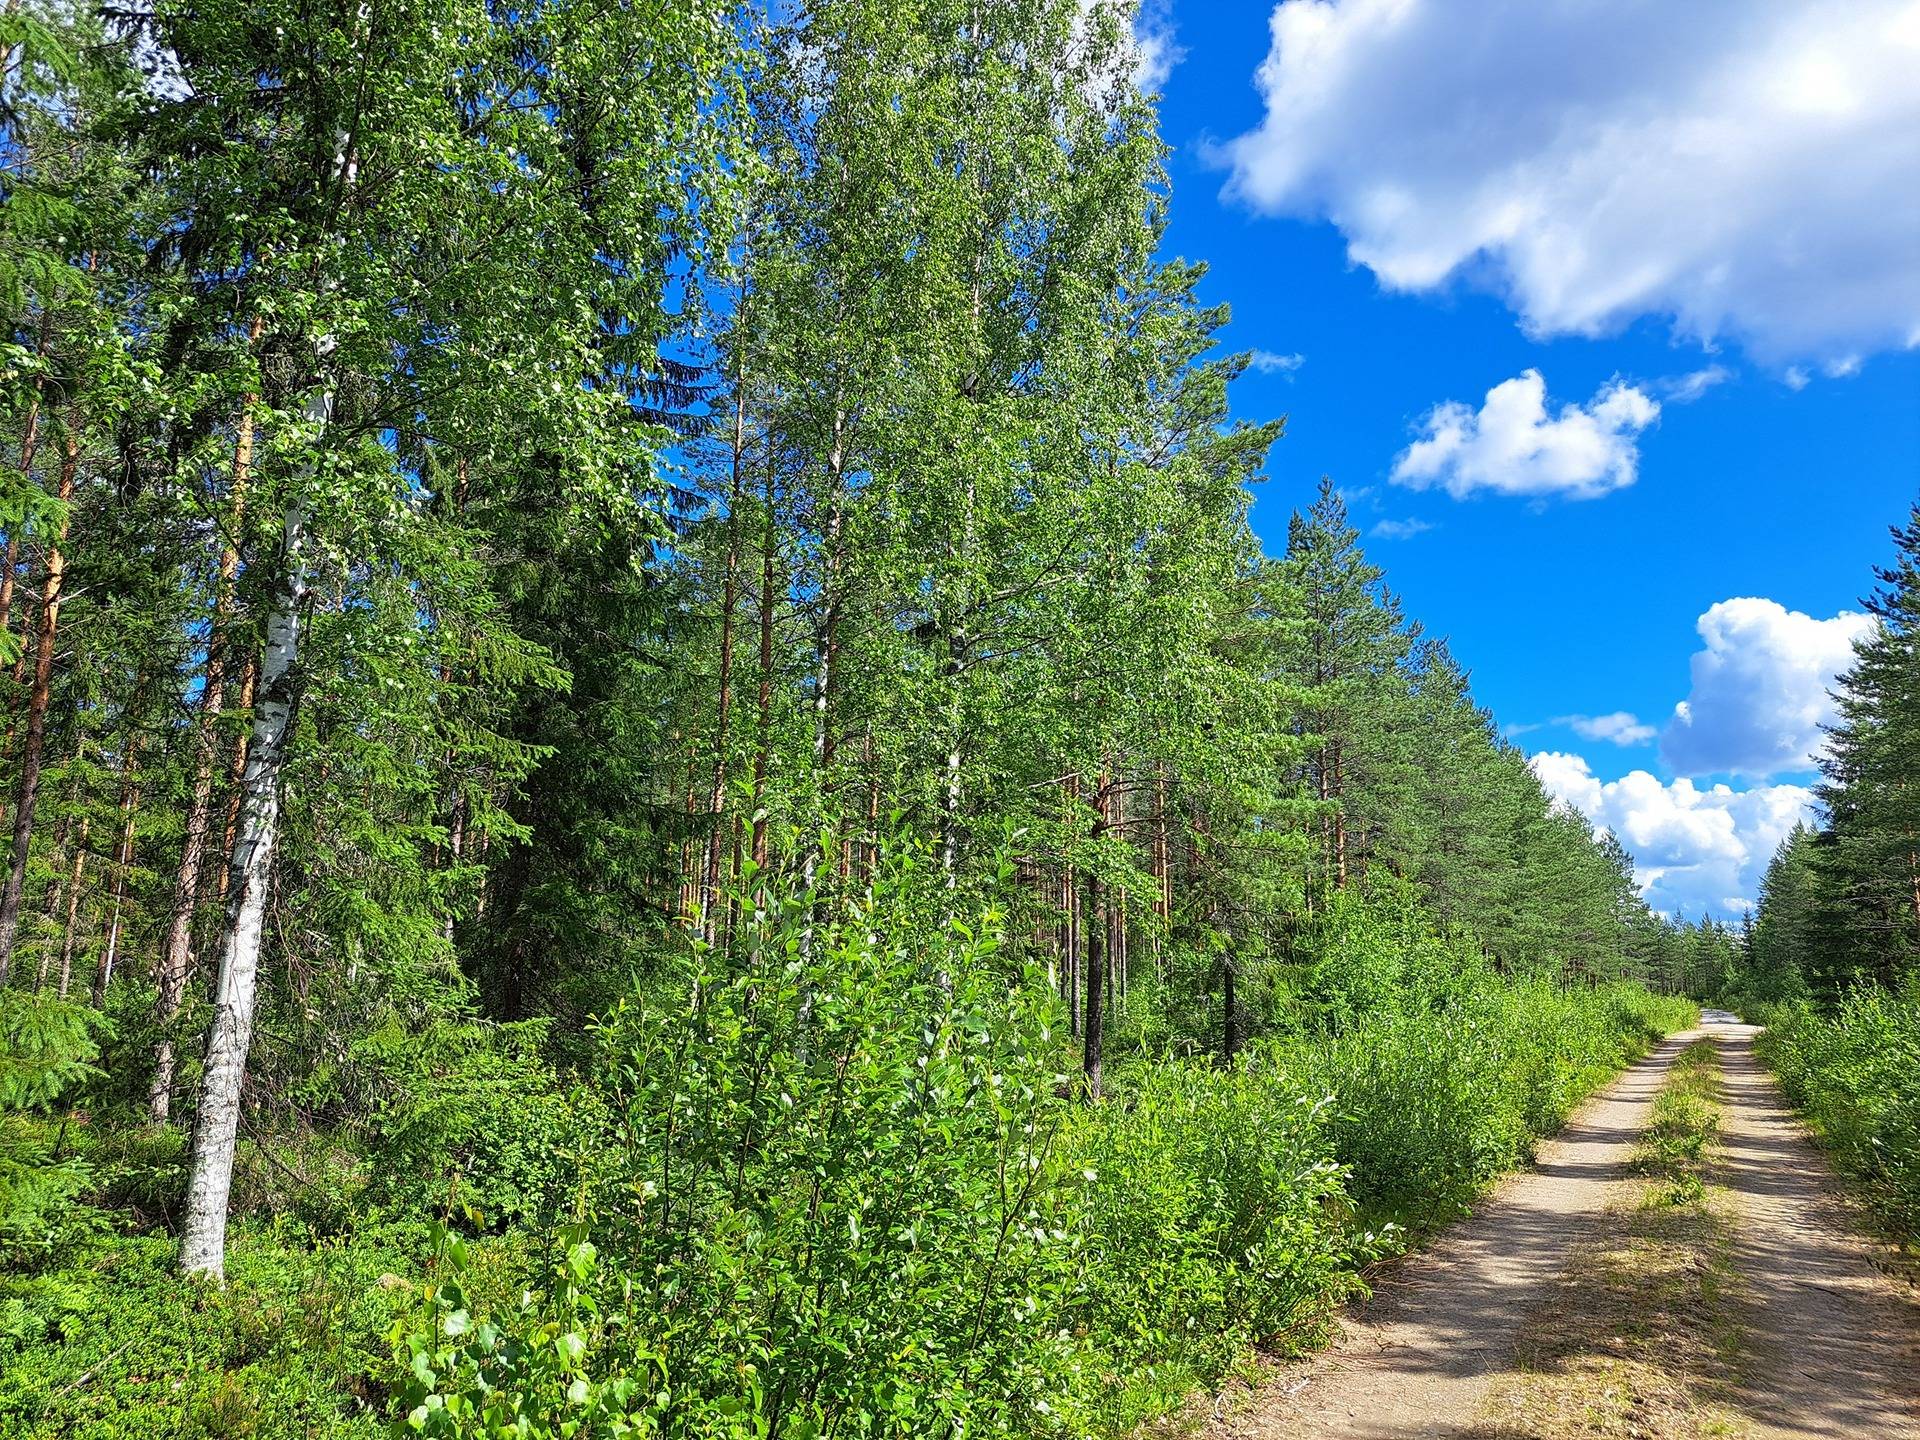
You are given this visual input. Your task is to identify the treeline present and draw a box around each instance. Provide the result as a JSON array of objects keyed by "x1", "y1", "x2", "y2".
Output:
[
  {"x1": 1729, "y1": 500, "x2": 1920, "y2": 1241},
  {"x1": 0, "y1": 2, "x2": 1702, "y2": 1434}
]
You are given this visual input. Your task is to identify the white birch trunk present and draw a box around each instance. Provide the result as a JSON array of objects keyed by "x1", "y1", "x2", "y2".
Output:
[{"x1": 178, "y1": 387, "x2": 324, "y2": 1278}]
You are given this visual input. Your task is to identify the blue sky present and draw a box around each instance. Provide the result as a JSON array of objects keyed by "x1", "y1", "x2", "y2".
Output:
[{"x1": 1134, "y1": 0, "x2": 1920, "y2": 916}]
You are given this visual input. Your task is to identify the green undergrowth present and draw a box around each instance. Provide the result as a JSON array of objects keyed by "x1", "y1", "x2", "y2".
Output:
[
  {"x1": 1752, "y1": 986, "x2": 1920, "y2": 1246},
  {"x1": 1, "y1": 883, "x2": 1696, "y2": 1440}
]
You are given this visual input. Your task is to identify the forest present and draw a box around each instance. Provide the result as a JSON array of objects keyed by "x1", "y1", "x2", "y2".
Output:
[{"x1": 0, "y1": 1, "x2": 1904, "y2": 1437}]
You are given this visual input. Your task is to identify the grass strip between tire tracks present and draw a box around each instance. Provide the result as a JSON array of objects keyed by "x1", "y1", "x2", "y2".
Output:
[{"x1": 1470, "y1": 1038, "x2": 1757, "y2": 1440}]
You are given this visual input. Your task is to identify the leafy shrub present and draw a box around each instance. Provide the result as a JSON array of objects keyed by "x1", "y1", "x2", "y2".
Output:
[
  {"x1": 1758, "y1": 985, "x2": 1920, "y2": 1240},
  {"x1": 400, "y1": 848, "x2": 1086, "y2": 1439},
  {"x1": 1292, "y1": 979, "x2": 1691, "y2": 1230},
  {"x1": 1062, "y1": 1061, "x2": 1360, "y2": 1430},
  {"x1": 396, "y1": 1221, "x2": 727, "y2": 1440},
  {"x1": 356, "y1": 1017, "x2": 611, "y2": 1234}
]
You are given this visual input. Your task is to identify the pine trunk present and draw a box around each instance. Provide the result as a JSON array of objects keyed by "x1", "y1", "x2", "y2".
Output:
[
  {"x1": 0, "y1": 312, "x2": 52, "y2": 659},
  {"x1": 749, "y1": 470, "x2": 776, "y2": 875},
  {"x1": 0, "y1": 418, "x2": 78, "y2": 983},
  {"x1": 32, "y1": 811, "x2": 71, "y2": 990}
]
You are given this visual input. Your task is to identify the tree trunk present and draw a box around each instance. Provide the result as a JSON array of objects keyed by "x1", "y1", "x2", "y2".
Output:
[
  {"x1": 0, "y1": 416, "x2": 78, "y2": 983},
  {"x1": 1332, "y1": 743, "x2": 1348, "y2": 888},
  {"x1": 0, "y1": 312, "x2": 52, "y2": 661},
  {"x1": 1081, "y1": 858, "x2": 1104, "y2": 1102},
  {"x1": 749, "y1": 469, "x2": 776, "y2": 875},
  {"x1": 861, "y1": 725, "x2": 878, "y2": 888},
  {"x1": 156, "y1": 678, "x2": 232, "y2": 1113},
  {"x1": 701, "y1": 342, "x2": 751, "y2": 939},
  {"x1": 0, "y1": 536, "x2": 20, "y2": 665},
  {"x1": 1153, "y1": 762, "x2": 1170, "y2": 920},
  {"x1": 1907, "y1": 844, "x2": 1920, "y2": 945},
  {"x1": 213, "y1": 655, "x2": 258, "y2": 904},
  {"x1": 32, "y1": 810, "x2": 71, "y2": 990},
  {"x1": 1064, "y1": 772, "x2": 1080, "y2": 1037},
  {"x1": 801, "y1": 404, "x2": 847, "y2": 915},
  {"x1": 1081, "y1": 777, "x2": 1109, "y2": 1098},
  {"x1": 675, "y1": 732, "x2": 700, "y2": 926},
  {"x1": 1222, "y1": 951, "x2": 1241, "y2": 1063},
  {"x1": 156, "y1": 327, "x2": 260, "y2": 1115},
  {"x1": 94, "y1": 757, "x2": 141, "y2": 1008},
  {"x1": 179, "y1": 368, "x2": 324, "y2": 1278},
  {"x1": 55, "y1": 817, "x2": 89, "y2": 999}
]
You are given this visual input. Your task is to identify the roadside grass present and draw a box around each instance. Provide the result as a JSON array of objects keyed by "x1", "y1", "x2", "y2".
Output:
[{"x1": 1469, "y1": 1039, "x2": 1756, "y2": 1440}]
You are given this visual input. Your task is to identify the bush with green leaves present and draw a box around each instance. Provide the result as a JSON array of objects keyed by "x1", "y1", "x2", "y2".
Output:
[
  {"x1": 355, "y1": 1017, "x2": 613, "y2": 1234},
  {"x1": 399, "y1": 846, "x2": 1085, "y2": 1439},
  {"x1": 1286, "y1": 888, "x2": 1695, "y2": 1231},
  {"x1": 394, "y1": 1222, "x2": 681, "y2": 1440},
  {"x1": 1758, "y1": 985, "x2": 1920, "y2": 1240},
  {"x1": 1321, "y1": 979, "x2": 1692, "y2": 1230},
  {"x1": 1061, "y1": 1062, "x2": 1361, "y2": 1431},
  {"x1": 387, "y1": 857, "x2": 1696, "y2": 1439}
]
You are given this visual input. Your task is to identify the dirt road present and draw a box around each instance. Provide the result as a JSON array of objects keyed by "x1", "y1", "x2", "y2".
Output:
[{"x1": 1210, "y1": 1014, "x2": 1920, "y2": 1440}]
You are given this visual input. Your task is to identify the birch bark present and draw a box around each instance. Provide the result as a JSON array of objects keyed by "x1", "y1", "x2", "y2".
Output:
[{"x1": 179, "y1": 373, "x2": 326, "y2": 1278}]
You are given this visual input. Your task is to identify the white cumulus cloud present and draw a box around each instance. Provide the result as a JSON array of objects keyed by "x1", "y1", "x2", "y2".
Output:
[
  {"x1": 1662, "y1": 599, "x2": 1876, "y2": 778},
  {"x1": 1391, "y1": 370, "x2": 1658, "y2": 501},
  {"x1": 1221, "y1": 0, "x2": 1920, "y2": 366},
  {"x1": 1531, "y1": 751, "x2": 1815, "y2": 917}
]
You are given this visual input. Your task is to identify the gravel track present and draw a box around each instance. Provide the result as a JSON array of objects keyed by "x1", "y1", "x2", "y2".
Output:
[{"x1": 1209, "y1": 1014, "x2": 1920, "y2": 1440}]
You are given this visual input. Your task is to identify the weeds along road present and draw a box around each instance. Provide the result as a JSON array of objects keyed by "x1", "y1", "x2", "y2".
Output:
[{"x1": 1210, "y1": 1015, "x2": 1920, "y2": 1440}]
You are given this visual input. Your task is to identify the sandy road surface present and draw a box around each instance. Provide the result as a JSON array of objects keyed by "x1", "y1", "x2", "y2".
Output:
[{"x1": 1210, "y1": 1014, "x2": 1920, "y2": 1440}]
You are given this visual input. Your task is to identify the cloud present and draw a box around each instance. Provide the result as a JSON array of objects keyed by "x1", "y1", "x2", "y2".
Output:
[
  {"x1": 1564, "y1": 712, "x2": 1657, "y2": 746},
  {"x1": 1078, "y1": 0, "x2": 1183, "y2": 95},
  {"x1": 1663, "y1": 366, "x2": 1732, "y2": 403},
  {"x1": 1662, "y1": 598, "x2": 1876, "y2": 778},
  {"x1": 1249, "y1": 349, "x2": 1307, "y2": 375},
  {"x1": 1531, "y1": 751, "x2": 1814, "y2": 916},
  {"x1": 1391, "y1": 370, "x2": 1658, "y2": 501},
  {"x1": 1370, "y1": 516, "x2": 1433, "y2": 541},
  {"x1": 1129, "y1": 0, "x2": 1183, "y2": 92},
  {"x1": 1221, "y1": 0, "x2": 1920, "y2": 366},
  {"x1": 1506, "y1": 712, "x2": 1656, "y2": 745}
]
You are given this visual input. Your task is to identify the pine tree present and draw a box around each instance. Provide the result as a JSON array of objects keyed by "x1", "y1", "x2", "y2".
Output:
[{"x1": 1816, "y1": 502, "x2": 1920, "y2": 990}]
